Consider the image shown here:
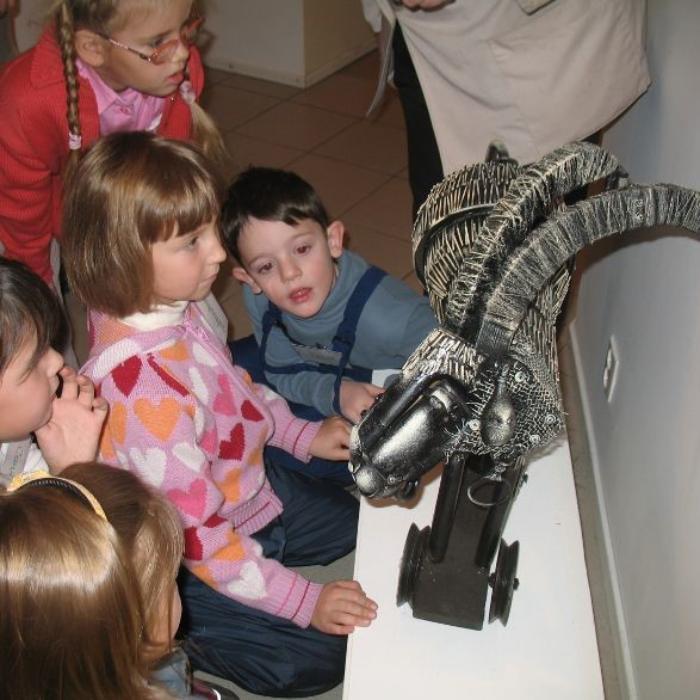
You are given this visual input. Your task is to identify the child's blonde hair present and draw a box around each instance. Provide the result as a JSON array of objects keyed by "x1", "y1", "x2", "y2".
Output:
[
  {"x1": 50, "y1": 0, "x2": 227, "y2": 169},
  {"x1": 0, "y1": 462, "x2": 183, "y2": 699},
  {"x1": 63, "y1": 131, "x2": 224, "y2": 316}
]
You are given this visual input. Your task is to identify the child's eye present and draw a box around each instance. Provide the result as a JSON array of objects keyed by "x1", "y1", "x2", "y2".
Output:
[
  {"x1": 186, "y1": 236, "x2": 199, "y2": 249},
  {"x1": 296, "y1": 244, "x2": 311, "y2": 255},
  {"x1": 256, "y1": 262, "x2": 273, "y2": 275},
  {"x1": 148, "y1": 33, "x2": 169, "y2": 49}
]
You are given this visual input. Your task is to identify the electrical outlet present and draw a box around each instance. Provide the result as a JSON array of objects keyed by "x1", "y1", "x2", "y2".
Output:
[{"x1": 602, "y1": 336, "x2": 618, "y2": 402}]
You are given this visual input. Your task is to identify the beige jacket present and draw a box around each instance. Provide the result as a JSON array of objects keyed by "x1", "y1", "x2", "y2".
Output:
[{"x1": 364, "y1": 0, "x2": 650, "y2": 172}]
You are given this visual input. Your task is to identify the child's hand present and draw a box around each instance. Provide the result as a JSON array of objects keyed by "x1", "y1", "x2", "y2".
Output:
[
  {"x1": 339, "y1": 380, "x2": 384, "y2": 424},
  {"x1": 309, "y1": 415, "x2": 351, "y2": 461},
  {"x1": 311, "y1": 580, "x2": 378, "y2": 635},
  {"x1": 34, "y1": 368, "x2": 109, "y2": 473}
]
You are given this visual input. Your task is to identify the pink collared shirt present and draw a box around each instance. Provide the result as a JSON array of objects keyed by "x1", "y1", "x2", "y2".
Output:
[{"x1": 77, "y1": 59, "x2": 165, "y2": 135}]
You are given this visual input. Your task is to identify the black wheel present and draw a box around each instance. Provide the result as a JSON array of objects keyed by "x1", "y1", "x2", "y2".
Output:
[
  {"x1": 488, "y1": 539, "x2": 520, "y2": 625},
  {"x1": 397, "y1": 523, "x2": 429, "y2": 606}
]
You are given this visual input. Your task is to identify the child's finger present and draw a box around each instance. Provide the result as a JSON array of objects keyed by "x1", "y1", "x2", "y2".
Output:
[
  {"x1": 366, "y1": 384, "x2": 384, "y2": 397},
  {"x1": 75, "y1": 375, "x2": 96, "y2": 406},
  {"x1": 92, "y1": 397, "x2": 109, "y2": 416},
  {"x1": 57, "y1": 367, "x2": 79, "y2": 399}
]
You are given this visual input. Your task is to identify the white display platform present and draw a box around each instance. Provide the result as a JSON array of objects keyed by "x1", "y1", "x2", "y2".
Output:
[{"x1": 343, "y1": 433, "x2": 603, "y2": 699}]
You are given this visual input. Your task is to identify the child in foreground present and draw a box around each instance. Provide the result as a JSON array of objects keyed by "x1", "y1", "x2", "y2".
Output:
[
  {"x1": 63, "y1": 131, "x2": 376, "y2": 697},
  {"x1": 0, "y1": 0, "x2": 224, "y2": 289},
  {"x1": 222, "y1": 166, "x2": 437, "y2": 425},
  {"x1": 0, "y1": 257, "x2": 107, "y2": 483},
  {"x1": 0, "y1": 462, "x2": 185, "y2": 699}
]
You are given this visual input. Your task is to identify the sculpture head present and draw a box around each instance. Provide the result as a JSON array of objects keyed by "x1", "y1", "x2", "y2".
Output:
[{"x1": 350, "y1": 142, "x2": 700, "y2": 498}]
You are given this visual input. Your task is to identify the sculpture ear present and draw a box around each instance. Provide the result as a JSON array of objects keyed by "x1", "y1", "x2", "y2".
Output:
[{"x1": 475, "y1": 184, "x2": 700, "y2": 356}]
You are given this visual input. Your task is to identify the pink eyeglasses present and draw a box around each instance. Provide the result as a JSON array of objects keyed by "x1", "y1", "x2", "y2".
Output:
[{"x1": 102, "y1": 16, "x2": 204, "y2": 65}]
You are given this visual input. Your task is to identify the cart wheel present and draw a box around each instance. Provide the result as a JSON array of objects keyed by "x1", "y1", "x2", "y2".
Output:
[
  {"x1": 397, "y1": 523, "x2": 429, "y2": 606},
  {"x1": 488, "y1": 539, "x2": 520, "y2": 625}
]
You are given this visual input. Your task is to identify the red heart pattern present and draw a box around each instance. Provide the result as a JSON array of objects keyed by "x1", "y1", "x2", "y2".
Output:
[
  {"x1": 241, "y1": 400, "x2": 264, "y2": 422},
  {"x1": 184, "y1": 527, "x2": 203, "y2": 561},
  {"x1": 112, "y1": 356, "x2": 142, "y2": 397},
  {"x1": 219, "y1": 423, "x2": 245, "y2": 460}
]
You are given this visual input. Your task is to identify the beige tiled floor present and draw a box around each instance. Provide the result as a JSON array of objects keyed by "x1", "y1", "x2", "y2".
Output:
[{"x1": 200, "y1": 51, "x2": 417, "y2": 344}]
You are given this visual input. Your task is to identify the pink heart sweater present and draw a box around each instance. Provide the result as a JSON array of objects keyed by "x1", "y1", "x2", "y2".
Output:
[{"x1": 81, "y1": 299, "x2": 323, "y2": 627}]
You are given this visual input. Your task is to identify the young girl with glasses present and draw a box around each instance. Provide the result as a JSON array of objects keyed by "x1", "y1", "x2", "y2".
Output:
[{"x1": 0, "y1": 0, "x2": 225, "y2": 291}]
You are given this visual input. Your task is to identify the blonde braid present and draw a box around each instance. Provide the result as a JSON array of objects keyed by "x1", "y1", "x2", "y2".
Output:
[{"x1": 55, "y1": 1, "x2": 82, "y2": 169}]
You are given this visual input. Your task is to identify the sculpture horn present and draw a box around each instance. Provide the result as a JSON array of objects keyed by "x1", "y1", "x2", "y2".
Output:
[
  {"x1": 444, "y1": 142, "x2": 622, "y2": 339},
  {"x1": 476, "y1": 184, "x2": 700, "y2": 356}
]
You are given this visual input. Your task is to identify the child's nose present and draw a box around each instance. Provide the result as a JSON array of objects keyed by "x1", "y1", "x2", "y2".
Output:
[
  {"x1": 211, "y1": 237, "x2": 227, "y2": 264},
  {"x1": 47, "y1": 348, "x2": 64, "y2": 376},
  {"x1": 280, "y1": 259, "x2": 301, "y2": 281},
  {"x1": 172, "y1": 37, "x2": 191, "y2": 64}
]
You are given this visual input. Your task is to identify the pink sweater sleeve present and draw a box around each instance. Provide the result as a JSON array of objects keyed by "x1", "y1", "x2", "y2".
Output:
[
  {"x1": 97, "y1": 364, "x2": 322, "y2": 628},
  {"x1": 240, "y1": 370, "x2": 322, "y2": 462}
]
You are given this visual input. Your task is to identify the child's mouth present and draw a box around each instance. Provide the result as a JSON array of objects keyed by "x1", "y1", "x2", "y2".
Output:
[{"x1": 289, "y1": 288, "x2": 311, "y2": 304}]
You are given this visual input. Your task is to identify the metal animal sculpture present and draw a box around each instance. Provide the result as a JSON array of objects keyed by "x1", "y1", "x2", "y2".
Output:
[{"x1": 348, "y1": 141, "x2": 700, "y2": 628}]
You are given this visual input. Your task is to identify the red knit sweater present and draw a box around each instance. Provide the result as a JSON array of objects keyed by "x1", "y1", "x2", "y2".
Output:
[{"x1": 0, "y1": 28, "x2": 205, "y2": 285}]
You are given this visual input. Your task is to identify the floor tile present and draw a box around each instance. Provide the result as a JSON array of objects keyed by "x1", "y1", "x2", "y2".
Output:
[
  {"x1": 236, "y1": 102, "x2": 355, "y2": 151},
  {"x1": 370, "y1": 92, "x2": 406, "y2": 131},
  {"x1": 201, "y1": 84, "x2": 279, "y2": 132},
  {"x1": 293, "y1": 72, "x2": 378, "y2": 118},
  {"x1": 224, "y1": 131, "x2": 304, "y2": 176},
  {"x1": 204, "y1": 66, "x2": 233, "y2": 85},
  {"x1": 345, "y1": 223, "x2": 414, "y2": 279},
  {"x1": 220, "y1": 72, "x2": 301, "y2": 100},
  {"x1": 287, "y1": 153, "x2": 389, "y2": 218},
  {"x1": 342, "y1": 177, "x2": 414, "y2": 241},
  {"x1": 339, "y1": 51, "x2": 380, "y2": 83},
  {"x1": 316, "y1": 119, "x2": 407, "y2": 175}
]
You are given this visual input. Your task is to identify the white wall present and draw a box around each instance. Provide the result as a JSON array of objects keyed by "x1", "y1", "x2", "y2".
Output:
[
  {"x1": 202, "y1": 0, "x2": 375, "y2": 86},
  {"x1": 570, "y1": 1, "x2": 700, "y2": 698},
  {"x1": 202, "y1": 0, "x2": 305, "y2": 84}
]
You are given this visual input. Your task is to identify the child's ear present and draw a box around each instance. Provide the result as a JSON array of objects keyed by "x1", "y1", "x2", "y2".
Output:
[
  {"x1": 326, "y1": 221, "x2": 345, "y2": 259},
  {"x1": 232, "y1": 266, "x2": 262, "y2": 294},
  {"x1": 74, "y1": 29, "x2": 108, "y2": 68}
]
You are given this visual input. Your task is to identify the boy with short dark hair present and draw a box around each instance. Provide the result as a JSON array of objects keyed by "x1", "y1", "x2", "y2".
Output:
[{"x1": 222, "y1": 166, "x2": 436, "y2": 427}]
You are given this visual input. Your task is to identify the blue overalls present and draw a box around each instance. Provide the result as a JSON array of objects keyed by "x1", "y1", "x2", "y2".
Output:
[{"x1": 231, "y1": 266, "x2": 386, "y2": 484}]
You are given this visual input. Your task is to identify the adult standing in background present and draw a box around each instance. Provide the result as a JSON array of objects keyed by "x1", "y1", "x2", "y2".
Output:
[{"x1": 362, "y1": 0, "x2": 650, "y2": 215}]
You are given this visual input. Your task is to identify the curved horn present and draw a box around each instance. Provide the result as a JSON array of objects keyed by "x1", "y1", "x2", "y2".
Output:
[
  {"x1": 476, "y1": 184, "x2": 700, "y2": 356},
  {"x1": 444, "y1": 142, "x2": 622, "y2": 338}
]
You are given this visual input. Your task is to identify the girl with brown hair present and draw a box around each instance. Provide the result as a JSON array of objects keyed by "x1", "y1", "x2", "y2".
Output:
[{"x1": 63, "y1": 131, "x2": 376, "y2": 697}]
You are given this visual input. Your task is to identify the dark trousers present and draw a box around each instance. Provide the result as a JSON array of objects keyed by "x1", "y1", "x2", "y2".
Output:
[
  {"x1": 230, "y1": 336, "x2": 355, "y2": 486},
  {"x1": 392, "y1": 23, "x2": 444, "y2": 218},
  {"x1": 178, "y1": 459, "x2": 359, "y2": 697}
]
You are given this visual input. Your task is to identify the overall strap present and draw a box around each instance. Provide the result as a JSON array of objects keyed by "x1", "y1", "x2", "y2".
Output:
[{"x1": 330, "y1": 265, "x2": 386, "y2": 413}]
